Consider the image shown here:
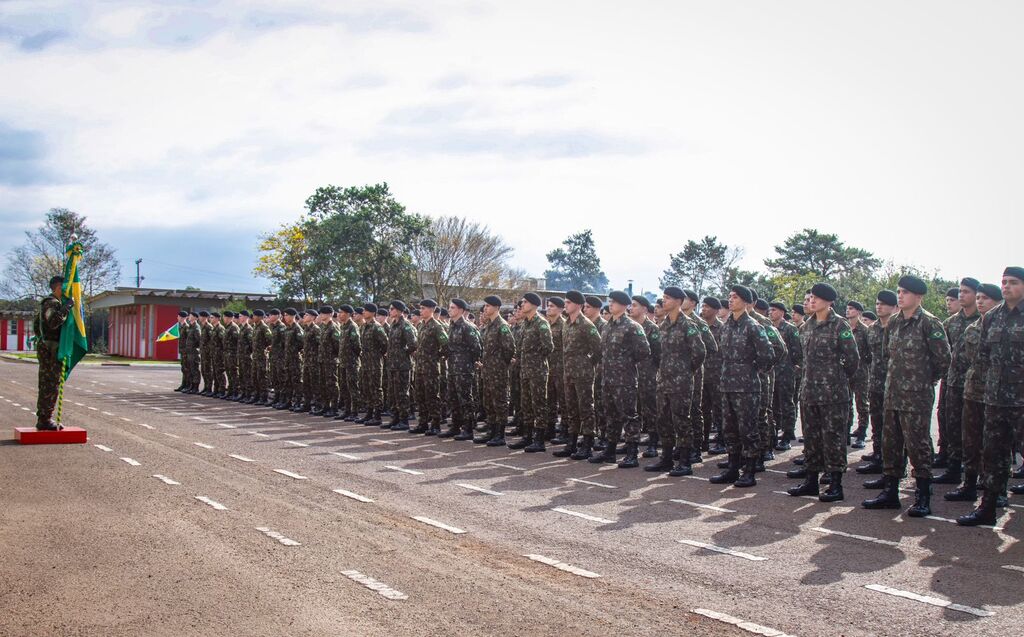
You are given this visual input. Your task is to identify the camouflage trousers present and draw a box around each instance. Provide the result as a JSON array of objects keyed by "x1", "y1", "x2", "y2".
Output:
[
  {"x1": 179, "y1": 351, "x2": 187, "y2": 387},
  {"x1": 252, "y1": 353, "x2": 268, "y2": 397},
  {"x1": 201, "y1": 350, "x2": 214, "y2": 390},
  {"x1": 360, "y1": 361, "x2": 383, "y2": 410},
  {"x1": 448, "y1": 371, "x2": 475, "y2": 427},
  {"x1": 757, "y1": 371, "x2": 775, "y2": 452},
  {"x1": 184, "y1": 350, "x2": 200, "y2": 390},
  {"x1": 847, "y1": 371, "x2": 870, "y2": 436},
  {"x1": 936, "y1": 380, "x2": 948, "y2": 452},
  {"x1": 943, "y1": 384, "x2": 966, "y2": 464},
  {"x1": 882, "y1": 409, "x2": 933, "y2": 480},
  {"x1": 545, "y1": 364, "x2": 564, "y2": 427},
  {"x1": 321, "y1": 357, "x2": 339, "y2": 410},
  {"x1": 594, "y1": 370, "x2": 606, "y2": 439},
  {"x1": 519, "y1": 369, "x2": 548, "y2": 431},
  {"x1": 563, "y1": 371, "x2": 596, "y2": 436},
  {"x1": 213, "y1": 359, "x2": 227, "y2": 394},
  {"x1": 700, "y1": 372, "x2": 721, "y2": 449},
  {"x1": 338, "y1": 360, "x2": 358, "y2": 413},
  {"x1": 302, "y1": 359, "x2": 320, "y2": 406},
  {"x1": 690, "y1": 367, "x2": 705, "y2": 446},
  {"x1": 658, "y1": 381, "x2": 694, "y2": 450},
  {"x1": 283, "y1": 357, "x2": 302, "y2": 405},
  {"x1": 482, "y1": 368, "x2": 509, "y2": 428},
  {"x1": 414, "y1": 362, "x2": 441, "y2": 426},
  {"x1": 36, "y1": 341, "x2": 61, "y2": 423},
  {"x1": 721, "y1": 391, "x2": 761, "y2": 459},
  {"x1": 801, "y1": 402, "x2": 849, "y2": 473},
  {"x1": 772, "y1": 372, "x2": 797, "y2": 441},
  {"x1": 388, "y1": 369, "x2": 411, "y2": 420},
  {"x1": 982, "y1": 405, "x2": 1024, "y2": 495},
  {"x1": 962, "y1": 399, "x2": 985, "y2": 476},
  {"x1": 238, "y1": 358, "x2": 252, "y2": 395},
  {"x1": 509, "y1": 364, "x2": 521, "y2": 421},
  {"x1": 604, "y1": 383, "x2": 641, "y2": 444},
  {"x1": 868, "y1": 390, "x2": 885, "y2": 455},
  {"x1": 269, "y1": 353, "x2": 282, "y2": 395},
  {"x1": 637, "y1": 363, "x2": 658, "y2": 434},
  {"x1": 226, "y1": 360, "x2": 238, "y2": 396}
]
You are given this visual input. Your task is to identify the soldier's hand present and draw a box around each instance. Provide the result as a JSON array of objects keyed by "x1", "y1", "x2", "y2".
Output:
[
  {"x1": 475, "y1": 361, "x2": 483, "y2": 369},
  {"x1": 510, "y1": 357, "x2": 517, "y2": 366},
  {"x1": 63, "y1": 298, "x2": 74, "y2": 310}
]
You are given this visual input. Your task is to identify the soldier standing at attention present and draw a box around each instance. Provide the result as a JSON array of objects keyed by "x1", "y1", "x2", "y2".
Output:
[
  {"x1": 507, "y1": 304, "x2": 524, "y2": 433},
  {"x1": 959, "y1": 268, "x2": 1024, "y2": 526},
  {"x1": 411, "y1": 299, "x2": 447, "y2": 435},
  {"x1": 250, "y1": 310, "x2": 271, "y2": 404},
  {"x1": 211, "y1": 312, "x2": 227, "y2": 398},
  {"x1": 589, "y1": 290, "x2": 651, "y2": 468},
  {"x1": 318, "y1": 307, "x2": 340, "y2": 418},
  {"x1": 443, "y1": 298, "x2": 481, "y2": 440},
  {"x1": 477, "y1": 296, "x2": 516, "y2": 446},
  {"x1": 355, "y1": 304, "x2": 387, "y2": 426},
  {"x1": 277, "y1": 308, "x2": 304, "y2": 410},
  {"x1": 335, "y1": 305, "x2": 361, "y2": 420},
  {"x1": 544, "y1": 297, "x2": 567, "y2": 444},
  {"x1": 199, "y1": 311, "x2": 214, "y2": 395},
  {"x1": 183, "y1": 312, "x2": 201, "y2": 394},
  {"x1": 856, "y1": 290, "x2": 897, "y2": 477},
  {"x1": 556, "y1": 290, "x2": 602, "y2": 459},
  {"x1": 267, "y1": 309, "x2": 284, "y2": 406},
  {"x1": 385, "y1": 301, "x2": 417, "y2": 430},
  {"x1": 748, "y1": 294, "x2": 787, "y2": 469},
  {"x1": 509, "y1": 293, "x2": 553, "y2": 452},
  {"x1": 583, "y1": 296, "x2": 608, "y2": 449},
  {"x1": 294, "y1": 310, "x2": 320, "y2": 413},
  {"x1": 175, "y1": 311, "x2": 189, "y2": 392},
  {"x1": 711, "y1": 285, "x2": 774, "y2": 487},
  {"x1": 863, "y1": 276, "x2": 950, "y2": 517},
  {"x1": 769, "y1": 301, "x2": 802, "y2": 451},
  {"x1": 224, "y1": 311, "x2": 240, "y2": 401},
  {"x1": 786, "y1": 284, "x2": 859, "y2": 502},
  {"x1": 236, "y1": 311, "x2": 253, "y2": 402},
  {"x1": 844, "y1": 302, "x2": 872, "y2": 448},
  {"x1": 630, "y1": 295, "x2": 661, "y2": 458},
  {"x1": 34, "y1": 276, "x2": 71, "y2": 430},
  {"x1": 934, "y1": 287, "x2": 963, "y2": 467},
  {"x1": 681, "y1": 290, "x2": 718, "y2": 464},
  {"x1": 700, "y1": 298, "x2": 726, "y2": 455}
]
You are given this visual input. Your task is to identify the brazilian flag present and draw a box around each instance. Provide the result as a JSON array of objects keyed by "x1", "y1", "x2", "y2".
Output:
[
  {"x1": 57, "y1": 240, "x2": 88, "y2": 379},
  {"x1": 156, "y1": 323, "x2": 180, "y2": 342}
]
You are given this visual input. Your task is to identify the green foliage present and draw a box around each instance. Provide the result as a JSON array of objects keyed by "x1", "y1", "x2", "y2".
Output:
[
  {"x1": 543, "y1": 230, "x2": 609, "y2": 292},
  {"x1": 764, "y1": 228, "x2": 881, "y2": 279},
  {"x1": 659, "y1": 235, "x2": 736, "y2": 297}
]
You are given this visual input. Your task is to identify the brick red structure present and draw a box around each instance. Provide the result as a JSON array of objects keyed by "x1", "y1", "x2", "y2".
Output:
[{"x1": 0, "y1": 310, "x2": 34, "y2": 352}]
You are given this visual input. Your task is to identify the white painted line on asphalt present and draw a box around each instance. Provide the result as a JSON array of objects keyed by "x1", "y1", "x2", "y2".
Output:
[
  {"x1": 284, "y1": 440, "x2": 309, "y2": 447},
  {"x1": 255, "y1": 526, "x2": 301, "y2": 547},
  {"x1": 670, "y1": 499, "x2": 737, "y2": 514},
  {"x1": 552, "y1": 507, "x2": 614, "y2": 524},
  {"x1": 385, "y1": 465, "x2": 424, "y2": 476},
  {"x1": 252, "y1": 432, "x2": 271, "y2": 437},
  {"x1": 864, "y1": 584, "x2": 994, "y2": 617},
  {"x1": 334, "y1": 488, "x2": 375, "y2": 503},
  {"x1": 693, "y1": 608, "x2": 797, "y2": 637},
  {"x1": 772, "y1": 490, "x2": 819, "y2": 501},
  {"x1": 11, "y1": 402, "x2": 20, "y2": 406},
  {"x1": 1002, "y1": 565, "x2": 1024, "y2": 574},
  {"x1": 765, "y1": 468, "x2": 788, "y2": 475},
  {"x1": 138, "y1": 423, "x2": 155, "y2": 429},
  {"x1": 487, "y1": 462, "x2": 525, "y2": 471},
  {"x1": 525, "y1": 554, "x2": 600, "y2": 579},
  {"x1": 412, "y1": 516, "x2": 466, "y2": 534},
  {"x1": 20, "y1": 407, "x2": 29, "y2": 411},
  {"x1": 94, "y1": 444, "x2": 112, "y2": 452},
  {"x1": 330, "y1": 452, "x2": 360, "y2": 460},
  {"x1": 340, "y1": 570, "x2": 408, "y2": 601},
  {"x1": 926, "y1": 514, "x2": 1004, "y2": 532},
  {"x1": 152, "y1": 474, "x2": 180, "y2": 485},
  {"x1": 229, "y1": 454, "x2": 255, "y2": 462},
  {"x1": 193, "y1": 442, "x2": 215, "y2": 449},
  {"x1": 120, "y1": 457, "x2": 141, "y2": 466},
  {"x1": 456, "y1": 483, "x2": 503, "y2": 496},
  {"x1": 195, "y1": 496, "x2": 228, "y2": 511},
  {"x1": 679, "y1": 540, "x2": 767, "y2": 561},
  {"x1": 101, "y1": 411, "x2": 113, "y2": 415},
  {"x1": 809, "y1": 527, "x2": 901, "y2": 547},
  {"x1": 216, "y1": 423, "x2": 237, "y2": 428},
  {"x1": 119, "y1": 417, "x2": 132, "y2": 422},
  {"x1": 73, "y1": 401, "x2": 84, "y2": 406},
  {"x1": 569, "y1": 478, "x2": 617, "y2": 489},
  {"x1": 87, "y1": 406, "x2": 97, "y2": 410},
  {"x1": 369, "y1": 438, "x2": 399, "y2": 445},
  {"x1": 273, "y1": 469, "x2": 308, "y2": 480}
]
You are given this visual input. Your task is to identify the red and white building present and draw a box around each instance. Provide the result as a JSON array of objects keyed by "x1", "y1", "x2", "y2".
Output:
[{"x1": 0, "y1": 310, "x2": 34, "y2": 352}]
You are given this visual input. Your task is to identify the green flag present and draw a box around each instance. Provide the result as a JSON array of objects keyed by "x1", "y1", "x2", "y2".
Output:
[
  {"x1": 156, "y1": 323, "x2": 180, "y2": 342},
  {"x1": 57, "y1": 240, "x2": 88, "y2": 379}
]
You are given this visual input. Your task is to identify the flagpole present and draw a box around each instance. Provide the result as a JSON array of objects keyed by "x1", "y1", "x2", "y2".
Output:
[{"x1": 56, "y1": 359, "x2": 66, "y2": 429}]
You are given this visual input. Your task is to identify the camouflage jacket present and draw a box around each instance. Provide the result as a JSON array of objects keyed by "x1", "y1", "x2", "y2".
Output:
[
  {"x1": 944, "y1": 309, "x2": 981, "y2": 387},
  {"x1": 883, "y1": 306, "x2": 951, "y2": 412},
  {"x1": 302, "y1": 323, "x2": 320, "y2": 371},
  {"x1": 640, "y1": 317, "x2": 662, "y2": 370},
  {"x1": 519, "y1": 314, "x2": 554, "y2": 374},
  {"x1": 224, "y1": 323, "x2": 240, "y2": 367},
  {"x1": 702, "y1": 316, "x2": 724, "y2": 381},
  {"x1": 320, "y1": 321, "x2": 340, "y2": 365},
  {"x1": 799, "y1": 309, "x2": 859, "y2": 405},
  {"x1": 961, "y1": 319, "x2": 988, "y2": 402},
  {"x1": 37, "y1": 296, "x2": 68, "y2": 344},
  {"x1": 338, "y1": 319, "x2": 361, "y2": 364},
  {"x1": 562, "y1": 314, "x2": 602, "y2": 380},
  {"x1": 283, "y1": 322, "x2": 304, "y2": 365},
  {"x1": 719, "y1": 312, "x2": 774, "y2": 393},
  {"x1": 591, "y1": 315, "x2": 608, "y2": 378},
  {"x1": 201, "y1": 322, "x2": 213, "y2": 357},
  {"x1": 547, "y1": 315, "x2": 566, "y2": 372},
  {"x1": 238, "y1": 323, "x2": 253, "y2": 361},
  {"x1": 415, "y1": 316, "x2": 448, "y2": 368},
  {"x1": 184, "y1": 321, "x2": 201, "y2": 353},
  {"x1": 509, "y1": 322, "x2": 524, "y2": 372},
  {"x1": 252, "y1": 322, "x2": 272, "y2": 360},
  {"x1": 657, "y1": 313, "x2": 706, "y2": 392},
  {"x1": 270, "y1": 322, "x2": 285, "y2": 363},
  {"x1": 979, "y1": 301, "x2": 1024, "y2": 407},
  {"x1": 482, "y1": 315, "x2": 515, "y2": 371},
  {"x1": 387, "y1": 316, "x2": 417, "y2": 371},
  {"x1": 447, "y1": 317, "x2": 481, "y2": 374},
  {"x1": 360, "y1": 321, "x2": 388, "y2": 367},
  {"x1": 685, "y1": 311, "x2": 720, "y2": 369},
  {"x1": 751, "y1": 311, "x2": 787, "y2": 372},
  {"x1": 600, "y1": 314, "x2": 650, "y2": 387},
  {"x1": 866, "y1": 320, "x2": 887, "y2": 395},
  {"x1": 212, "y1": 323, "x2": 226, "y2": 363},
  {"x1": 773, "y1": 320, "x2": 803, "y2": 383}
]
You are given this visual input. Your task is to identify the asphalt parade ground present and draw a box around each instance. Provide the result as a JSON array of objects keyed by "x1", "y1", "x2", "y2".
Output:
[{"x1": 1, "y1": 360, "x2": 1021, "y2": 636}]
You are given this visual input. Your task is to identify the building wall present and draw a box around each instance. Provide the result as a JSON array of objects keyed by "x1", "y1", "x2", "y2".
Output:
[
  {"x1": 0, "y1": 318, "x2": 30, "y2": 352},
  {"x1": 108, "y1": 303, "x2": 181, "y2": 361}
]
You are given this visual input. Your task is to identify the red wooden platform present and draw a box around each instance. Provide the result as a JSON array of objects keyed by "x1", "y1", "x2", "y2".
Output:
[{"x1": 14, "y1": 427, "x2": 88, "y2": 444}]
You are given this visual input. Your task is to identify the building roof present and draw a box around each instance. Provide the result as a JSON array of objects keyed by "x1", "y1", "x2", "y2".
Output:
[{"x1": 89, "y1": 287, "x2": 277, "y2": 310}]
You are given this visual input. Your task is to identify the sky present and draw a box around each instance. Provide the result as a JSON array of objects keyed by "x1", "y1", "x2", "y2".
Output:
[{"x1": 1, "y1": 0, "x2": 1022, "y2": 295}]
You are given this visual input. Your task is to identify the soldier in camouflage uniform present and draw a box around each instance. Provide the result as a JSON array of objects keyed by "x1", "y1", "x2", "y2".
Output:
[
  {"x1": 266, "y1": 310, "x2": 284, "y2": 405},
  {"x1": 223, "y1": 311, "x2": 240, "y2": 400},
  {"x1": 211, "y1": 312, "x2": 228, "y2": 398},
  {"x1": 385, "y1": 301, "x2": 417, "y2": 429},
  {"x1": 589, "y1": 290, "x2": 651, "y2": 468},
  {"x1": 183, "y1": 312, "x2": 201, "y2": 393},
  {"x1": 34, "y1": 276, "x2": 71, "y2": 429},
  {"x1": 583, "y1": 296, "x2": 608, "y2": 448},
  {"x1": 441, "y1": 298, "x2": 480, "y2": 440},
  {"x1": 864, "y1": 276, "x2": 951, "y2": 517},
  {"x1": 355, "y1": 304, "x2": 387, "y2": 425},
  {"x1": 543, "y1": 297, "x2": 567, "y2": 443},
  {"x1": 768, "y1": 302, "x2": 802, "y2": 450},
  {"x1": 749, "y1": 296, "x2": 787, "y2": 467},
  {"x1": 276, "y1": 308, "x2": 304, "y2": 410},
  {"x1": 509, "y1": 293, "x2": 554, "y2": 451},
  {"x1": 295, "y1": 310, "x2": 320, "y2": 413},
  {"x1": 934, "y1": 287, "x2": 962, "y2": 468},
  {"x1": 477, "y1": 297, "x2": 516, "y2": 445},
  {"x1": 959, "y1": 268, "x2": 1024, "y2": 526},
  {"x1": 249, "y1": 310, "x2": 271, "y2": 404},
  {"x1": 711, "y1": 286, "x2": 774, "y2": 488},
  {"x1": 855, "y1": 291, "x2": 897, "y2": 477},
  {"x1": 700, "y1": 298, "x2": 725, "y2": 454},
  {"x1": 786, "y1": 284, "x2": 859, "y2": 502},
  {"x1": 318, "y1": 307, "x2": 340, "y2": 418},
  {"x1": 556, "y1": 290, "x2": 602, "y2": 459},
  {"x1": 629, "y1": 296, "x2": 661, "y2": 458},
  {"x1": 645, "y1": 287, "x2": 706, "y2": 475},
  {"x1": 845, "y1": 301, "x2": 872, "y2": 448},
  {"x1": 508, "y1": 306, "x2": 523, "y2": 432},
  {"x1": 335, "y1": 305, "x2": 361, "y2": 420},
  {"x1": 682, "y1": 290, "x2": 718, "y2": 463},
  {"x1": 199, "y1": 311, "x2": 214, "y2": 395},
  {"x1": 236, "y1": 311, "x2": 253, "y2": 401},
  {"x1": 410, "y1": 299, "x2": 448, "y2": 435},
  {"x1": 175, "y1": 311, "x2": 189, "y2": 391},
  {"x1": 934, "y1": 278, "x2": 982, "y2": 485}
]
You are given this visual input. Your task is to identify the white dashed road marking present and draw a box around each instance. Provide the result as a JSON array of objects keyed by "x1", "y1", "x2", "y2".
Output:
[
  {"x1": 120, "y1": 417, "x2": 132, "y2": 422},
  {"x1": 693, "y1": 608, "x2": 797, "y2": 637},
  {"x1": 385, "y1": 465, "x2": 424, "y2": 476},
  {"x1": 216, "y1": 423, "x2": 237, "y2": 428},
  {"x1": 138, "y1": 423, "x2": 155, "y2": 430},
  {"x1": 253, "y1": 432, "x2": 271, "y2": 437},
  {"x1": 152, "y1": 474, "x2": 180, "y2": 485},
  {"x1": 229, "y1": 454, "x2": 255, "y2": 462},
  {"x1": 341, "y1": 570, "x2": 408, "y2": 601},
  {"x1": 525, "y1": 554, "x2": 600, "y2": 578},
  {"x1": 255, "y1": 527, "x2": 301, "y2": 547},
  {"x1": 926, "y1": 514, "x2": 1004, "y2": 532},
  {"x1": 273, "y1": 469, "x2": 308, "y2": 480},
  {"x1": 1002, "y1": 565, "x2": 1024, "y2": 574},
  {"x1": 678, "y1": 540, "x2": 767, "y2": 561},
  {"x1": 333, "y1": 488, "x2": 375, "y2": 503},
  {"x1": 411, "y1": 516, "x2": 466, "y2": 534},
  {"x1": 864, "y1": 584, "x2": 994, "y2": 617},
  {"x1": 330, "y1": 452, "x2": 360, "y2": 460},
  {"x1": 101, "y1": 411, "x2": 113, "y2": 415},
  {"x1": 120, "y1": 457, "x2": 141, "y2": 466},
  {"x1": 162, "y1": 432, "x2": 180, "y2": 438},
  {"x1": 456, "y1": 483, "x2": 503, "y2": 496},
  {"x1": 551, "y1": 507, "x2": 614, "y2": 524},
  {"x1": 284, "y1": 440, "x2": 309, "y2": 447},
  {"x1": 195, "y1": 496, "x2": 228, "y2": 511},
  {"x1": 670, "y1": 498, "x2": 737, "y2": 514},
  {"x1": 809, "y1": 526, "x2": 900, "y2": 547},
  {"x1": 568, "y1": 478, "x2": 617, "y2": 489},
  {"x1": 94, "y1": 444, "x2": 112, "y2": 452},
  {"x1": 194, "y1": 442, "x2": 215, "y2": 449}
]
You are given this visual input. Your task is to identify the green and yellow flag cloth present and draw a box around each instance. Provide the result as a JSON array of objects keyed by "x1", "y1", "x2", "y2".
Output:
[
  {"x1": 156, "y1": 323, "x2": 180, "y2": 342},
  {"x1": 57, "y1": 240, "x2": 88, "y2": 379}
]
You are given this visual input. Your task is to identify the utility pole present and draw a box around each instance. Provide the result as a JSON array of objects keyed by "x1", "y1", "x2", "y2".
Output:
[{"x1": 135, "y1": 259, "x2": 144, "y2": 288}]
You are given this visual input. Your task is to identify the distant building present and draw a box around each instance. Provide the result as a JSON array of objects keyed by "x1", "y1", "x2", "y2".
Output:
[{"x1": 0, "y1": 310, "x2": 34, "y2": 352}]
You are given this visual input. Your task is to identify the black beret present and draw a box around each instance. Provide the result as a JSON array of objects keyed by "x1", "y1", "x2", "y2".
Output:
[
  {"x1": 439, "y1": 308, "x2": 449, "y2": 317},
  {"x1": 719, "y1": 298, "x2": 728, "y2": 308},
  {"x1": 48, "y1": 275, "x2": 64, "y2": 287},
  {"x1": 607, "y1": 290, "x2": 631, "y2": 306},
  {"x1": 450, "y1": 298, "x2": 469, "y2": 310},
  {"x1": 303, "y1": 309, "x2": 317, "y2": 317},
  {"x1": 632, "y1": 295, "x2": 652, "y2": 311},
  {"x1": 210, "y1": 312, "x2": 221, "y2": 318},
  {"x1": 683, "y1": 289, "x2": 699, "y2": 302},
  {"x1": 419, "y1": 298, "x2": 437, "y2": 309},
  {"x1": 252, "y1": 309, "x2": 266, "y2": 317},
  {"x1": 484, "y1": 295, "x2": 502, "y2": 307},
  {"x1": 564, "y1": 290, "x2": 585, "y2": 305},
  {"x1": 702, "y1": 296, "x2": 721, "y2": 310},
  {"x1": 177, "y1": 311, "x2": 188, "y2": 317},
  {"x1": 730, "y1": 285, "x2": 753, "y2": 304},
  {"x1": 585, "y1": 295, "x2": 603, "y2": 309},
  {"x1": 376, "y1": 308, "x2": 388, "y2": 316},
  {"x1": 655, "y1": 298, "x2": 663, "y2": 306},
  {"x1": 318, "y1": 305, "x2": 334, "y2": 314},
  {"x1": 411, "y1": 309, "x2": 421, "y2": 316},
  {"x1": 946, "y1": 287, "x2": 959, "y2": 299},
  {"x1": 390, "y1": 300, "x2": 407, "y2": 313},
  {"x1": 847, "y1": 301, "x2": 864, "y2": 312},
  {"x1": 810, "y1": 283, "x2": 838, "y2": 303},
  {"x1": 750, "y1": 289, "x2": 759, "y2": 303},
  {"x1": 663, "y1": 286, "x2": 686, "y2": 301},
  {"x1": 353, "y1": 306, "x2": 363, "y2": 314},
  {"x1": 898, "y1": 275, "x2": 927, "y2": 296},
  {"x1": 523, "y1": 292, "x2": 542, "y2": 307},
  {"x1": 979, "y1": 282, "x2": 1003, "y2": 301},
  {"x1": 754, "y1": 299, "x2": 769, "y2": 311},
  {"x1": 876, "y1": 290, "x2": 898, "y2": 306},
  {"x1": 269, "y1": 308, "x2": 281, "y2": 316},
  {"x1": 226, "y1": 311, "x2": 238, "y2": 318},
  {"x1": 1003, "y1": 266, "x2": 1024, "y2": 282},
  {"x1": 240, "y1": 310, "x2": 251, "y2": 317},
  {"x1": 769, "y1": 301, "x2": 786, "y2": 312},
  {"x1": 283, "y1": 308, "x2": 297, "y2": 316},
  {"x1": 198, "y1": 310, "x2": 210, "y2": 317},
  {"x1": 960, "y1": 277, "x2": 980, "y2": 291},
  {"x1": 338, "y1": 305, "x2": 354, "y2": 314},
  {"x1": 188, "y1": 311, "x2": 199, "y2": 318},
  {"x1": 862, "y1": 311, "x2": 878, "y2": 321},
  {"x1": 363, "y1": 302, "x2": 377, "y2": 313},
  {"x1": 792, "y1": 304, "x2": 804, "y2": 315},
  {"x1": 547, "y1": 296, "x2": 565, "y2": 308}
]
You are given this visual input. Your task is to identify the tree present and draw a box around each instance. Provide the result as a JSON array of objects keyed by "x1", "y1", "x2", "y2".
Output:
[
  {"x1": 411, "y1": 215, "x2": 514, "y2": 305},
  {"x1": 764, "y1": 228, "x2": 881, "y2": 279},
  {"x1": 659, "y1": 236, "x2": 741, "y2": 296},
  {"x1": 252, "y1": 221, "x2": 316, "y2": 305},
  {"x1": 543, "y1": 230, "x2": 609, "y2": 292},
  {"x1": 1, "y1": 208, "x2": 121, "y2": 300}
]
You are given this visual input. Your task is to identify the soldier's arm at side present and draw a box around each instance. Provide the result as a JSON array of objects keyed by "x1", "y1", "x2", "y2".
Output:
[{"x1": 927, "y1": 318, "x2": 952, "y2": 384}]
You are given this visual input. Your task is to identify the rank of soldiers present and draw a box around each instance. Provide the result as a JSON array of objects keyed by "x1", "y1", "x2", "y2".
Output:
[{"x1": 168, "y1": 266, "x2": 1024, "y2": 528}]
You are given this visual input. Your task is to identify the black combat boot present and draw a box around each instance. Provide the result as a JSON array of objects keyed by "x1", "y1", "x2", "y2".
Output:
[
  {"x1": 426, "y1": 422, "x2": 442, "y2": 436},
  {"x1": 473, "y1": 423, "x2": 494, "y2": 444},
  {"x1": 507, "y1": 428, "x2": 533, "y2": 450},
  {"x1": 589, "y1": 435, "x2": 618, "y2": 464},
  {"x1": 454, "y1": 423, "x2": 475, "y2": 441},
  {"x1": 354, "y1": 410, "x2": 369, "y2": 424},
  {"x1": 710, "y1": 454, "x2": 741, "y2": 484},
  {"x1": 862, "y1": 475, "x2": 886, "y2": 489},
  {"x1": 35, "y1": 420, "x2": 59, "y2": 431},
  {"x1": 1009, "y1": 483, "x2": 1024, "y2": 495},
  {"x1": 617, "y1": 443, "x2": 639, "y2": 468},
  {"x1": 907, "y1": 478, "x2": 932, "y2": 517},
  {"x1": 669, "y1": 447, "x2": 694, "y2": 477},
  {"x1": 707, "y1": 439, "x2": 727, "y2": 456},
  {"x1": 438, "y1": 419, "x2": 460, "y2": 438},
  {"x1": 933, "y1": 460, "x2": 962, "y2": 485},
  {"x1": 862, "y1": 476, "x2": 901, "y2": 509},
  {"x1": 550, "y1": 426, "x2": 569, "y2": 446},
  {"x1": 717, "y1": 458, "x2": 732, "y2": 469},
  {"x1": 644, "y1": 444, "x2": 674, "y2": 472},
  {"x1": 642, "y1": 432, "x2": 659, "y2": 458},
  {"x1": 391, "y1": 418, "x2": 410, "y2": 431},
  {"x1": 486, "y1": 423, "x2": 507, "y2": 447},
  {"x1": 819, "y1": 472, "x2": 844, "y2": 502},
  {"x1": 524, "y1": 428, "x2": 546, "y2": 452},
  {"x1": 793, "y1": 455, "x2": 805, "y2": 466},
  {"x1": 786, "y1": 467, "x2": 808, "y2": 479},
  {"x1": 689, "y1": 448, "x2": 703, "y2": 465},
  {"x1": 787, "y1": 472, "x2": 820, "y2": 497},
  {"x1": 409, "y1": 417, "x2": 429, "y2": 434},
  {"x1": 366, "y1": 408, "x2": 382, "y2": 426},
  {"x1": 933, "y1": 449, "x2": 949, "y2": 469},
  {"x1": 733, "y1": 457, "x2": 757, "y2": 488},
  {"x1": 855, "y1": 456, "x2": 883, "y2": 474},
  {"x1": 944, "y1": 472, "x2": 978, "y2": 501},
  {"x1": 851, "y1": 426, "x2": 867, "y2": 449},
  {"x1": 571, "y1": 435, "x2": 594, "y2": 460},
  {"x1": 553, "y1": 434, "x2": 579, "y2": 457},
  {"x1": 774, "y1": 434, "x2": 792, "y2": 451},
  {"x1": 754, "y1": 454, "x2": 766, "y2": 473},
  {"x1": 957, "y1": 492, "x2": 998, "y2": 526}
]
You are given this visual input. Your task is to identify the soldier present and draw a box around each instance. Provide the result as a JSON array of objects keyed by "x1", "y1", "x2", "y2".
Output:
[
  {"x1": 376, "y1": 307, "x2": 393, "y2": 418},
  {"x1": 277, "y1": 308, "x2": 304, "y2": 410},
  {"x1": 934, "y1": 287, "x2": 963, "y2": 467},
  {"x1": 786, "y1": 284, "x2": 859, "y2": 502},
  {"x1": 317, "y1": 306, "x2": 340, "y2": 418},
  {"x1": 411, "y1": 299, "x2": 447, "y2": 435},
  {"x1": 583, "y1": 295, "x2": 608, "y2": 448},
  {"x1": 267, "y1": 309, "x2": 285, "y2": 406},
  {"x1": 199, "y1": 311, "x2": 214, "y2": 395},
  {"x1": 182, "y1": 312, "x2": 201, "y2": 393},
  {"x1": 355, "y1": 304, "x2": 387, "y2": 426},
  {"x1": 508, "y1": 304, "x2": 524, "y2": 433},
  {"x1": 748, "y1": 294, "x2": 787, "y2": 468},
  {"x1": 385, "y1": 300, "x2": 417, "y2": 430},
  {"x1": 544, "y1": 297, "x2": 567, "y2": 443},
  {"x1": 645, "y1": 287, "x2": 706, "y2": 475},
  {"x1": 934, "y1": 278, "x2": 982, "y2": 485},
  {"x1": 630, "y1": 295, "x2": 661, "y2": 458},
  {"x1": 863, "y1": 275, "x2": 951, "y2": 517},
  {"x1": 682, "y1": 289, "x2": 719, "y2": 462},
  {"x1": 294, "y1": 310, "x2": 320, "y2": 413},
  {"x1": 249, "y1": 309, "x2": 271, "y2": 404},
  {"x1": 791, "y1": 304, "x2": 806, "y2": 329},
  {"x1": 211, "y1": 312, "x2": 227, "y2": 398},
  {"x1": 589, "y1": 290, "x2": 651, "y2": 467},
  {"x1": 769, "y1": 301, "x2": 802, "y2": 450},
  {"x1": 700, "y1": 297, "x2": 726, "y2": 455},
  {"x1": 236, "y1": 310, "x2": 253, "y2": 402},
  {"x1": 945, "y1": 284, "x2": 1001, "y2": 504},
  {"x1": 845, "y1": 301, "x2": 872, "y2": 448},
  {"x1": 959, "y1": 268, "x2": 1024, "y2": 526},
  {"x1": 333, "y1": 305, "x2": 360, "y2": 420},
  {"x1": 855, "y1": 290, "x2": 897, "y2": 477},
  {"x1": 34, "y1": 276, "x2": 71, "y2": 430},
  {"x1": 477, "y1": 296, "x2": 515, "y2": 445},
  {"x1": 556, "y1": 290, "x2": 602, "y2": 459},
  {"x1": 441, "y1": 298, "x2": 480, "y2": 440},
  {"x1": 223, "y1": 311, "x2": 240, "y2": 400},
  {"x1": 174, "y1": 311, "x2": 189, "y2": 392},
  {"x1": 710, "y1": 285, "x2": 774, "y2": 487},
  {"x1": 509, "y1": 293, "x2": 554, "y2": 451},
  {"x1": 862, "y1": 311, "x2": 878, "y2": 327}
]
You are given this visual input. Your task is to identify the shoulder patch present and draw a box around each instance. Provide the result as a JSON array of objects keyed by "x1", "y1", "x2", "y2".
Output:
[
  {"x1": 539, "y1": 321, "x2": 550, "y2": 331},
  {"x1": 687, "y1": 326, "x2": 697, "y2": 336},
  {"x1": 839, "y1": 329, "x2": 853, "y2": 340},
  {"x1": 700, "y1": 324, "x2": 710, "y2": 332},
  {"x1": 589, "y1": 326, "x2": 598, "y2": 336},
  {"x1": 930, "y1": 329, "x2": 945, "y2": 339},
  {"x1": 501, "y1": 325, "x2": 510, "y2": 334}
]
